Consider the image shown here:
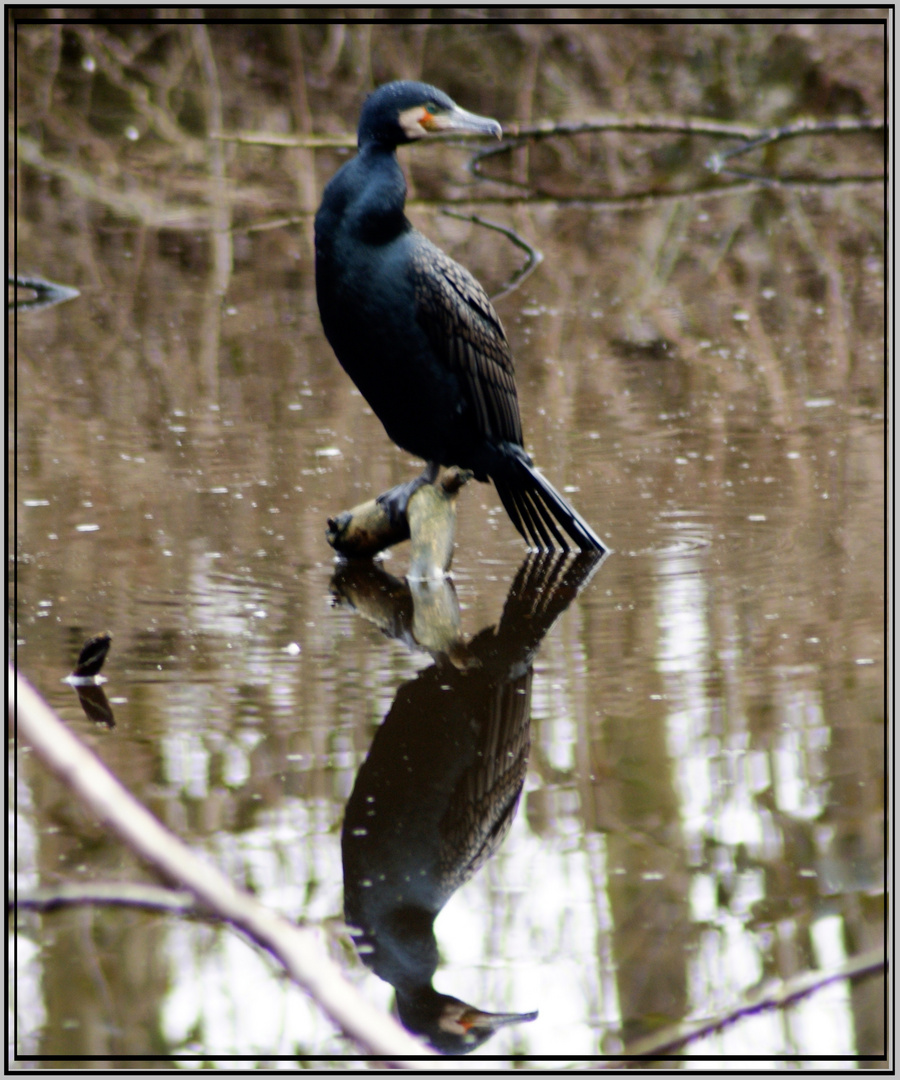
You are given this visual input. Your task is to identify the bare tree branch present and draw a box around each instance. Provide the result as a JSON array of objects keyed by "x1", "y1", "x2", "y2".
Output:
[
  {"x1": 11, "y1": 668, "x2": 435, "y2": 1065},
  {"x1": 472, "y1": 113, "x2": 885, "y2": 187},
  {"x1": 500, "y1": 113, "x2": 884, "y2": 145}
]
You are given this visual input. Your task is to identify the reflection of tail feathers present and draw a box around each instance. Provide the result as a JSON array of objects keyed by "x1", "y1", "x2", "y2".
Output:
[{"x1": 492, "y1": 549, "x2": 606, "y2": 658}]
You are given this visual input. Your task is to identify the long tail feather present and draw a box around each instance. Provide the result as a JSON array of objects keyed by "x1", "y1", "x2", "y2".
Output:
[{"x1": 491, "y1": 446, "x2": 607, "y2": 553}]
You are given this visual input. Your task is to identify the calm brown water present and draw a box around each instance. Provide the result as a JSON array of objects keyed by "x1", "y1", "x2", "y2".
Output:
[{"x1": 11, "y1": 18, "x2": 885, "y2": 1069}]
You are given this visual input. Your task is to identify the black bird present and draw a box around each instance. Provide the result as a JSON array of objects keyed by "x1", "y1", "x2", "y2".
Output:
[{"x1": 315, "y1": 81, "x2": 606, "y2": 553}]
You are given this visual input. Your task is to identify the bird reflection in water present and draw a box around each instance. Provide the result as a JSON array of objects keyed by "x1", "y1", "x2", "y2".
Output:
[
  {"x1": 337, "y1": 552, "x2": 604, "y2": 1052},
  {"x1": 63, "y1": 630, "x2": 116, "y2": 728}
]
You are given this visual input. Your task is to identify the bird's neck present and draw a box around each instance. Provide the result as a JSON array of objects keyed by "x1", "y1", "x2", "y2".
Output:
[{"x1": 350, "y1": 144, "x2": 409, "y2": 243}]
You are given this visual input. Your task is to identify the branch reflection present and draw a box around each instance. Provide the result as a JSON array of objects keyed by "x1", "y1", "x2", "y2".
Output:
[{"x1": 335, "y1": 552, "x2": 605, "y2": 1053}]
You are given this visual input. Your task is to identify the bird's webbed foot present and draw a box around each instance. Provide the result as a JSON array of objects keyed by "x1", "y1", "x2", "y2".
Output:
[{"x1": 376, "y1": 463, "x2": 440, "y2": 527}]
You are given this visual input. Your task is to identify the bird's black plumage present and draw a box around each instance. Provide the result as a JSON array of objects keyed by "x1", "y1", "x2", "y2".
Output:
[{"x1": 314, "y1": 81, "x2": 605, "y2": 552}]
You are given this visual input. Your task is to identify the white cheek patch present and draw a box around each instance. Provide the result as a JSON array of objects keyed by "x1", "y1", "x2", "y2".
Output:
[{"x1": 398, "y1": 105, "x2": 429, "y2": 139}]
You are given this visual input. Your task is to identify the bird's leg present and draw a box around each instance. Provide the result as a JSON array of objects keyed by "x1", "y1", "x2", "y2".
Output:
[{"x1": 376, "y1": 461, "x2": 440, "y2": 527}]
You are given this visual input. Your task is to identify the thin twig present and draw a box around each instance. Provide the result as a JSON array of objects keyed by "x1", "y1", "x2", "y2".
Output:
[
  {"x1": 500, "y1": 114, "x2": 768, "y2": 143},
  {"x1": 482, "y1": 113, "x2": 882, "y2": 152},
  {"x1": 706, "y1": 115, "x2": 885, "y2": 174},
  {"x1": 11, "y1": 668, "x2": 434, "y2": 1065},
  {"x1": 438, "y1": 209, "x2": 543, "y2": 300},
  {"x1": 215, "y1": 131, "x2": 355, "y2": 149}
]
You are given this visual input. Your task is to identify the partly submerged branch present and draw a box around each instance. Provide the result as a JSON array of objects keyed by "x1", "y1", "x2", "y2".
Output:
[{"x1": 599, "y1": 946, "x2": 885, "y2": 1063}]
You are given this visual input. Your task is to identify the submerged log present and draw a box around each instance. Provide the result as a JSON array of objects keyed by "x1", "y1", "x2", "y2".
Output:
[{"x1": 326, "y1": 467, "x2": 471, "y2": 575}]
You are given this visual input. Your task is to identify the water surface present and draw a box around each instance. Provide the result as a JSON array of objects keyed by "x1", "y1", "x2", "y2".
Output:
[{"x1": 11, "y1": 19, "x2": 885, "y2": 1068}]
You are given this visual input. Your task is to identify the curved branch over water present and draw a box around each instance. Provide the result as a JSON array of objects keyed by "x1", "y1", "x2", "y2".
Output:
[{"x1": 11, "y1": 668, "x2": 434, "y2": 1065}]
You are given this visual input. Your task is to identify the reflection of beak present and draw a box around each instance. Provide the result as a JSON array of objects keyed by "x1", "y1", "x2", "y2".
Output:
[
  {"x1": 456, "y1": 1005, "x2": 539, "y2": 1033},
  {"x1": 463, "y1": 1006, "x2": 539, "y2": 1032},
  {"x1": 426, "y1": 105, "x2": 502, "y2": 140}
]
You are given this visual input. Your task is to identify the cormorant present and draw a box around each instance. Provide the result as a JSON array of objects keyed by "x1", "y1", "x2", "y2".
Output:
[{"x1": 315, "y1": 81, "x2": 606, "y2": 552}]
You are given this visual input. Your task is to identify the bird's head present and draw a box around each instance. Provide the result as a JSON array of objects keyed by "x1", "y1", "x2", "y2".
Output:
[
  {"x1": 358, "y1": 81, "x2": 502, "y2": 149},
  {"x1": 397, "y1": 988, "x2": 539, "y2": 1054}
]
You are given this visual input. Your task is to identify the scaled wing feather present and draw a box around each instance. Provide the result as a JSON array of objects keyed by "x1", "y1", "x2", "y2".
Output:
[{"x1": 411, "y1": 237, "x2": 523, "y2": 446}]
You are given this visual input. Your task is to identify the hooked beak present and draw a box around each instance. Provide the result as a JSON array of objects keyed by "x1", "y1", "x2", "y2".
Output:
[
  {"x1": 424, "y1": 103, "x2": 502, "y2": 140},
  {"x1": 452, "y1": 1005, "x2": 539, "y2": 1034}
]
